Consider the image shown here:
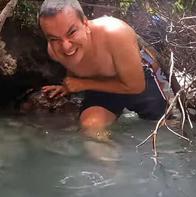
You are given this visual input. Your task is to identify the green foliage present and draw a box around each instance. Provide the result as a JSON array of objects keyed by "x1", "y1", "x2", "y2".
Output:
[
  {"x1": 13, "y1": 0, "x2": 39, "y2": 29},
  {"x1": 174, "y1": 0, "x2": 184, "y2": 12},
  {"x1": 174, "y1": 0, "x2": 196, "y2": 13},
  {"x1": 120, "y1": 0, "x2": 135, "y2": 16}
]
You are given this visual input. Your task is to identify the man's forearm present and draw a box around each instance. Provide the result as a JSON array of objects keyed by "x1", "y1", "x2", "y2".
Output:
[
  {"x1": 83, "y1": 78, "x2": 129, "y2": 93},
  {"x1": 65, "y1": 77, "x2": 144, "y2": 94}
]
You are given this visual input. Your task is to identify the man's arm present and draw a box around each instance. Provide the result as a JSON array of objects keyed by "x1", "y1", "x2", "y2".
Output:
[
  {"x1": 64, "y1": 23, "x2": 145, "y2": 94},
  {"x1": 63, "y1": 76, "x2": 141, "y2": 94},
  {"x1": 108, "y1": 22, "x2": 145, "y2": 93}
]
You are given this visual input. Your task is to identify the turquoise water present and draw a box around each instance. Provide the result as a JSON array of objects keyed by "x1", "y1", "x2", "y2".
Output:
[{"x1": 0, "y1": 111, "x2": 196, "y2": 197}]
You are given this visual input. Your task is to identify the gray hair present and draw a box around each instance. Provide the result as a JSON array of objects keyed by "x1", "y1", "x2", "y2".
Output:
[{"x1": 39, "y1": 0, "x2": 85, "y2": 20}]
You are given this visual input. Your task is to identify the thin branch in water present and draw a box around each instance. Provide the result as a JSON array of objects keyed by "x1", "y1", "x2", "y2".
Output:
[
  {"x1": 136, "y1": 132, "x2": 154, "y2": 148},
  {"x1": 136, "y1": 89, "x2": 190, "y2": 156},
  {"x1": 186, "y1": 109, "x2": 194, "y2": 129},
  {"x1": 178, "y1": 94, "x2": 186, "y2": 133},
  {"x1": 164, "y1": 122, "x2": 190, "y2": 141},
  {"x1": 169, "y1": 51, "x2": 174, "y2": 88}
]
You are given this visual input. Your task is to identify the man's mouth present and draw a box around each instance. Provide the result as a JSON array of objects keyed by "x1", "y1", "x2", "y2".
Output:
[{"x1": 65, "y1": 49, "x2": 77, "y2": 56}]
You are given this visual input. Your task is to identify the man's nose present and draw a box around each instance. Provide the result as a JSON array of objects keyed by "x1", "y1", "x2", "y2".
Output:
[{"x1": 61, "y1": 38, "x2": 73, "y2": 50}]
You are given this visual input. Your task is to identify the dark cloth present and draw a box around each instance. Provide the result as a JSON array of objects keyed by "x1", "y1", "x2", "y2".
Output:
[{"x1": 80, "y1": 65, "x2": 167, "y2": 120}]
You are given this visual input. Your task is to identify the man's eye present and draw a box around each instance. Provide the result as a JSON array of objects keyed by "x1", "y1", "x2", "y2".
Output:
[
  {"x1": 68, "y1": 29, "x2": 77, "y2": 36},
  {"x1": 48, "y1": 37, "x2": 59, "y2": 42}
]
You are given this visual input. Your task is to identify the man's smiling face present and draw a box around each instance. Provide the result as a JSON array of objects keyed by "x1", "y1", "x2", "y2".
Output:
[{"x1": 40, "y1": 7, "x2": 90, "y2": 66}]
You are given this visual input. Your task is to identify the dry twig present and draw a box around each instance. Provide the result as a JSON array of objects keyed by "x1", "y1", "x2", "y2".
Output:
[{"x1": 136, "y1": 89, "x2": 191, "y2": 156}]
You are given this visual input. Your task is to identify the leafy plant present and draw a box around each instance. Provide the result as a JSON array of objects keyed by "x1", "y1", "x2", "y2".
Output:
[
  {"x1": 13, "y1": 0, "x2": 39, "y2": 29},
  {"x1": 174, "y1": 0, "x2": 196, "y2": 13},
  {"x1": 120, "y1": 0, "x2": 135, "y2": 16}
]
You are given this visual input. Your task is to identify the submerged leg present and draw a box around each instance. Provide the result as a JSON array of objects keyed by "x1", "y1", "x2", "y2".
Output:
[
  {"x1": 80, "y1": 106, "x2": 120, "y2": 161},
  {"x1": 80, "y1": 106, "x2": 117, "y2": 141}
]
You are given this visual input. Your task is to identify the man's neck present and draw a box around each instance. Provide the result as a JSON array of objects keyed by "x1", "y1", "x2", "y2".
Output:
[{"x1": 82, "y1": 23, "x2": 97, "y2": 61}]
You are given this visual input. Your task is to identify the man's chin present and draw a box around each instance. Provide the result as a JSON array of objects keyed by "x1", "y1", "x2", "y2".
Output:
[{"x1": 61, "y1": 54, "x2": 83, "y2": 67}]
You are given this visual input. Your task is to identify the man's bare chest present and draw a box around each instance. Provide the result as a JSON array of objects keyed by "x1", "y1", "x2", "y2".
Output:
[{"x1": 68, "y1": 53, "x2": 116, "y2": 78}]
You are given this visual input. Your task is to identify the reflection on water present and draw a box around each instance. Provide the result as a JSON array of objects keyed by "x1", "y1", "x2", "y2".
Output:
[
  {"x1": 58, "y1": 171, "x2": 115, "y2": 189},
  {"x1": 0, "y1": 111, "x2": 196, "y2": 197}
]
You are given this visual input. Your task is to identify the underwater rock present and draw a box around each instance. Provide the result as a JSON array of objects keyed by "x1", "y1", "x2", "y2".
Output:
[{"x1": 19, "y1": 89, "x2": 82, "y2": 114}]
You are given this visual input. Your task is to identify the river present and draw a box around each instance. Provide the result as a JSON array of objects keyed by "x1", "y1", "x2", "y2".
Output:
[{"x1": 0, "y1": 111, "x2": 195, "y2": 197}]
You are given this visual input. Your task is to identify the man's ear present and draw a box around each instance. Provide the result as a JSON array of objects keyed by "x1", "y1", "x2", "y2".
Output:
[
  {"x1": 47, "y1": 43, "x2": 58, "y2": 62},
  {"x1": 83, "y1": 17, "x2": 91, "y2": 34}
]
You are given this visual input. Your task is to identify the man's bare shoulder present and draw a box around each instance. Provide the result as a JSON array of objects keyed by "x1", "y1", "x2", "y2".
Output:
[
  {"x1": 92, "y1": 16, "x2": 135, "y2": 35},
  {"x1": 92, "y1": 16, "x2": 137, "y2": 47},
  {"x1": 91, "y1": 16, "x2": 137, "y2": 53}
]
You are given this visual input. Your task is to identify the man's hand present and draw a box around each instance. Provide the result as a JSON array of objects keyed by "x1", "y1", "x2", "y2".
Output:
[{"x1": 42, "y1": 85, "x2": 69, "y2": 98}]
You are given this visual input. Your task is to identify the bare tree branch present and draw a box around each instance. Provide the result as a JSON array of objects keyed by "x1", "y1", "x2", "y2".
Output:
[{"x1": 0, "y1": 0, "x2": 18, "y2": 32}]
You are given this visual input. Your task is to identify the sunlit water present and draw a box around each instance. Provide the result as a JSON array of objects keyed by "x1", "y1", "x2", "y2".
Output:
[{"x1": 0, "y1": 111, "x2": 196, "y2": 197}]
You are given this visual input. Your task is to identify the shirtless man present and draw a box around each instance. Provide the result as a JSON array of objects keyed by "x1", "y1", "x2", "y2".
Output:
[{"x1": 39, "y1": 0, "x2": 167, "y2": 139}]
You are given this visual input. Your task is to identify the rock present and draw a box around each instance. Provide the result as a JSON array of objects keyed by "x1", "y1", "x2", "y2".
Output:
[{"x1": 19, "y1": 89, "x2": 82, "y2": 114}]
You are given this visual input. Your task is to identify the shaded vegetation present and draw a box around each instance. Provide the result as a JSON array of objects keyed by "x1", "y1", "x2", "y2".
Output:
[
  {"x1": 0, "y1": 39, "x2": 16, "y2": 75},
  {"x1": 13, "y1": 0, "x2": 39, "y2": 30}
]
